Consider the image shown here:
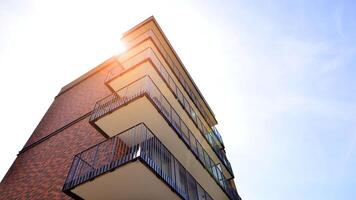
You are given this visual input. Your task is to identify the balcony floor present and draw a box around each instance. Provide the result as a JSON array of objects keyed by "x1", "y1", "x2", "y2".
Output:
[{"x1": 71, "y1": 159, "x2": 182, "y2": 200}]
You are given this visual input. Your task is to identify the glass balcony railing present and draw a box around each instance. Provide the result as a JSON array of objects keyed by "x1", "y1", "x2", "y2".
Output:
[
  {"x1": 89, "y1": 76, "x2": 240, "y2": 199},
  {"x1": 105, "y1": 49, "x2": 233, "y2": 175},
  {"x1": 63, "y1": 123, "x2": 216, "y2": 200}
]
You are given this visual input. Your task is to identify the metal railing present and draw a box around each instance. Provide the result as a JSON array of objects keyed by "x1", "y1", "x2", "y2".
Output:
[
  {"x1": 63, "y1": 123, "x2": 218, "y2": 200},
  {"x1": 212, "y1": 127, "x2": 224, "y2": 146},
  {"x1": 89, "y1": 76, "x2": 240, "y2": 199},
  {"x1": 128, "y1": 29, "x2": 214, "y2": 128},
  {"x1": 105, "y1": 49, "x2": 233, "y2": 175}
]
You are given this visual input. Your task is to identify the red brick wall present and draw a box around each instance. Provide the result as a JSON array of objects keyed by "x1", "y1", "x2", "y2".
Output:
[
  {"x1": 24, "y1": 62, "x2": 115, "y2": 148},
  {"x1": 0, "y1": 60, "x2": 123, "y2": 200}
]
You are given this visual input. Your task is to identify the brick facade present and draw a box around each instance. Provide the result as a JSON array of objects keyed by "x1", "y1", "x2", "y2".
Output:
[{"x1": 0, "y1": 58, "x2": 123, "y2": 200}]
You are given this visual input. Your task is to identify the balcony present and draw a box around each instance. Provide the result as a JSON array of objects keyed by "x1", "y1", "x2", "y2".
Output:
[
  {"x1": 211, "y1": 127, "x2": 224, "y2": 147},
  {"x1": 63, "y1": 123, "x2": 215, "y2": 200},
  {"x1": 89, "y1": 76, "x2": 240, "y2": 200},
  {"x1": 106, "y1": 47, "x2": 233, "y2": 176},
  {"x1": 122, "y1": 28, "x2": 217, "y2": 127}
]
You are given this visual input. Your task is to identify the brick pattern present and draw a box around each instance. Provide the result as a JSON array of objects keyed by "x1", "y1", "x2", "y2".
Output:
[
  {"x1": 0, "y1": 119, "x2": 104, "y2": 200},
  {"x1": 24, "y1": 66, "x2": 112, "y2": 148},
  {"x1": 0, "y1": 61, "x2": 123, "y2": 199}
]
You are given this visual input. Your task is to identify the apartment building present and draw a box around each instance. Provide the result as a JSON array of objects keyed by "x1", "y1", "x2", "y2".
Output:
[{"x1": 0, "y1": 17, "x2": 241, "y2": 200}]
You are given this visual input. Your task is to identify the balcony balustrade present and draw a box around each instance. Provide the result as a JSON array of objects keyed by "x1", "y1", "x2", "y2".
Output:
[
  {"x1": 124, "y1": 29, "x2": 215, "y2": 127},
  {"x1": 105, "y1": 49, "x2": 234, "y2": 175},
  {"x1": 63, "y1": 123, "x2": 222, "y2": 200},
  {"x1": 89, "y1": 76, "x2": 240, "y2": 199}
]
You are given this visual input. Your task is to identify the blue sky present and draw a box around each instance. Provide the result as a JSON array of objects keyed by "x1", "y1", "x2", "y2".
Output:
[
  {"x1": 202, "y1": 1, "x2": 356, "y2": 199},
  {"x1": 1, "y1": 0, "x2": 355, "y2": 199}
]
